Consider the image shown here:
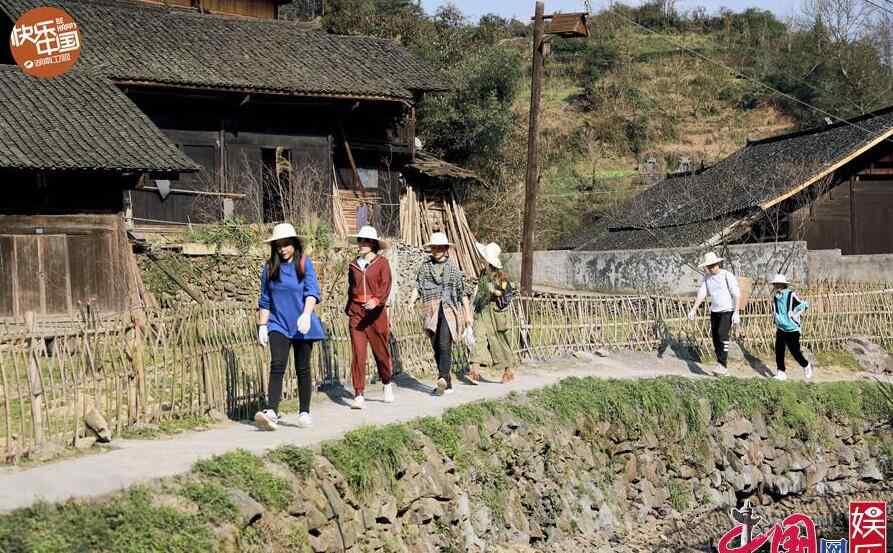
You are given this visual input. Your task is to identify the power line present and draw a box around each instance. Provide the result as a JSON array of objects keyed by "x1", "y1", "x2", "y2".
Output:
[{"x1": 605, "y1": 5, "x2": 893, "y2": 145}]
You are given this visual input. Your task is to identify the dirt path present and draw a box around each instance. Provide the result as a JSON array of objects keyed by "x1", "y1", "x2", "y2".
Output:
[{"x1": 0, "y1": 351, "x2": 878, "y2": 513}]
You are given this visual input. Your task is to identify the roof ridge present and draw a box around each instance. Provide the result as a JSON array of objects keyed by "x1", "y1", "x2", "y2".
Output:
[
  {"x1": 24, "y1": 0, "x2": 314, "y2": 27},
  {"x1": 747, "y1": 104, "x2": 893, "y2": 147},
  {"x1": 34, "y1": 0, "x2": 400, "y2": 39}
]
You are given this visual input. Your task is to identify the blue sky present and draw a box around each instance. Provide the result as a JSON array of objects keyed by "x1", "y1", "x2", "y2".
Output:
[{"x1": 420, "y1": 0, "x2": 799, "y2": 23}]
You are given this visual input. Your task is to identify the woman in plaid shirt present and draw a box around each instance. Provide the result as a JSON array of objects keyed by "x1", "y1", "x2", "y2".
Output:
[{"x1": 416, "y1": 232, "x2": 474, "y2": 395}]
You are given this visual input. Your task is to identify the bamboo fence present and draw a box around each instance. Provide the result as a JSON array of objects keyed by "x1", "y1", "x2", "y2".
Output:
[{"x1": 1, "y1": 283, "x2": 891, "y2": 461}]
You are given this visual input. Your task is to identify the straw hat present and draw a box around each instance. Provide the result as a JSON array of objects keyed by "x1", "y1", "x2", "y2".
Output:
[
  {"x1": 475, "y1": 242, "x2": 503, "y2": 269},
  {"x1": 264, "y1": 223, "x2": 300, "y2": 243},
  {"x1": 351, "y1": 225, "x2": 388, "y2": 249},
  {"x1": 425, "y1": 232, "x2": 452, "y2": 248},
  {"x1": 770, "y1": 273, "x2": 790, "y2": 285},
  {"x1": 697, "y1": 251, "x2": 724, "y2": 268}
]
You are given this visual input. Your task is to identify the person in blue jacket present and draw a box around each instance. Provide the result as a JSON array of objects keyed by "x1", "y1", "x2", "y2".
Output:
[
  {"x1": 254, "y1": 223, "x2": 325, "y2": 430},
  {"x1": 770, "y1": 273, "x2": 812, "y2": 382}
]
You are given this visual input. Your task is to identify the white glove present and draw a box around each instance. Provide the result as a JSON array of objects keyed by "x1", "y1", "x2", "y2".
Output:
[
  {"x1": 687, "y1": 309, "x2": 697, "y2": 321},
  {"x1": 297, "y1": 313, "x2": 312, "y2": 335},
  {"x1": 257, "y1": 325, "x2": 269, "y2": 347},
  {"x1": 732, "y1": 311, "x2": 741, "y2": 326},
  {"x1": 463, "y1": 327, "x2": 476, "y2": 348}
]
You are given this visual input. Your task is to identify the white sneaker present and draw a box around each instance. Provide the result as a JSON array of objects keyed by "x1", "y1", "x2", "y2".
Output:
[
  {"x1": 297, "y1": 412, "x2": 312, "y2": 428},
  {"x1": 444, "y1": 388, "x2": 454, "y2": 396},
  {"x1": 714, "y1": 364, "x2": 729, "y2": 376},
  {"x1": 254, "y1": 409, "x2": 278, "y2": 431},
  {"x1": 351, "y1": 395, "x2": 365, "y2": 410},
  {"x1": 435, "y1": 378, "x2": 447, "y2": 396},
  {"x1": 773, "y1": 371, "x2": 788, "y2": 381},
  {"x1": 383, "y1": 383, "x2": 395, "y2": 403},
  {"x1": 804, "y1": 363, "x2": 813, "y2": 380}
]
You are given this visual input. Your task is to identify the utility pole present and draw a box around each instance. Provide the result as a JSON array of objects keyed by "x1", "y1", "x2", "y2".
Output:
[
  {"x1": 519, "y1": 5, "x2": 588, "y2": 295},
  {"x1": 520, "y1": 1, "x2": 546, "y2": 296}
]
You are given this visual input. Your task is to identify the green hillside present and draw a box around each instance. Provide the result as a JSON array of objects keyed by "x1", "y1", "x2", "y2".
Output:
[{"x1": 287, "y1": 0, "x2": 893, "y2": 250}]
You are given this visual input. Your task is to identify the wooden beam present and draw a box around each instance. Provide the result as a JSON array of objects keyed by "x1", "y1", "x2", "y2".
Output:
[
  {"x1": 338, "y1": 123, "x2": 363, "y2": 190},
  {"x1": 136, "y1": 185, "x2": 246, "y2": 199},
  {"x1": 146, "y1": 251, "x2": 206, "y2": 304},
  {"x1": 759, "y1": 128, "x2": 893, "y2": 211}
]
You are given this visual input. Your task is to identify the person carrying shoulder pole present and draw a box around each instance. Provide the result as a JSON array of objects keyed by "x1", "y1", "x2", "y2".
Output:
[
  {"x1": 345, "y1": 225, "x2": 394, "y2": 409},
  {"x1": 688, "y1": 251, "x2": 740, "y2": 376},
  {"x1": 769, "y1": 273, "x2": 812, "y2": 382}
]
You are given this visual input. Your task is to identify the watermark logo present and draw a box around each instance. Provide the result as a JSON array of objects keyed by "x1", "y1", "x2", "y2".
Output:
[
  {"x1": 718, "y1": 500, "x2": 817, "y2": 553},
  {"x1": 9, "y1": 6, "x2": 81, "y2": 78},
  {"x1": 850, "y1": 501, "x2": 886, "y2": 553},
  {"x1": 819, "y1": 538, "x2": 848, "y2": 553}
]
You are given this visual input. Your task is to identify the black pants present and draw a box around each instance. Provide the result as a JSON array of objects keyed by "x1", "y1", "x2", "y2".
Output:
[
  {"x1": 431, "y1": 305, "x2": 453, "y2": 388},
  {"x1": 710, "y1": 311, "x2": 733, "y2": 367},
  {"x1": 268, "y1": 331, "x2": 314, "y2": 414},
  {"x1": 775, "y1": 330, "x2": 809, "y2": 372}
]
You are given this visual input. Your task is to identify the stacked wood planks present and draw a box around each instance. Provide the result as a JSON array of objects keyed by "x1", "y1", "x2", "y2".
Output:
[{"x1": 400, "y1": 185, "x2": 482, "y2": 277}]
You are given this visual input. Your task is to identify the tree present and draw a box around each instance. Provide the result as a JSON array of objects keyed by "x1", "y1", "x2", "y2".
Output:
[{"x1": 416, "y1": 46, "x2": 522, "y2": 162}]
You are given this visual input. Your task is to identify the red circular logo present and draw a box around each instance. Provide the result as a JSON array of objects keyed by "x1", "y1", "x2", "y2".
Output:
[{"x1": 9, "y1": 7, "x2": 81, "y2": 78}]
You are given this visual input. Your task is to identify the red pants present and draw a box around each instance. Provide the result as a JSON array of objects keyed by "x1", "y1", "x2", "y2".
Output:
[{"x1": 348, "y1": 306, "x2": 392, "y2": 396}]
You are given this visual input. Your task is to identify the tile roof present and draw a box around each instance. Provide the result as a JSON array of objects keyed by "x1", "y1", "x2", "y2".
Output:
[
  {"x1": 0, "y1": 0, "x2": 448, "y2": 100},
  {"x1": 574, "y1": 106, "x2": 893, "y2": 251},
  {"x1": 0, "y1": 65, "x2": 199, "y2": 172}
]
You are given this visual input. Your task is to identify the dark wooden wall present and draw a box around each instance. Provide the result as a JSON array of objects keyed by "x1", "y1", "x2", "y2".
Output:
[
  {"x1": 125, "y1": 90, "x2": 412, "y2": 227},
  {"x1": 0, "y1": 215, "x2": 130, "y2": 319},
  {"x1": 789, "y1": 145, "x2": 893, "y2": 255},
  {"x1": 0, "y1": 172, "x2": 127, "y2": 215}
]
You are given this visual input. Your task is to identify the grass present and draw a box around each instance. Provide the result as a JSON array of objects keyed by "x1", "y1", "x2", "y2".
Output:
[
  {"x1": 320, "y1": 424, "x2": 415, "y2": 496},
  {"x1": 268, "y1": 445, "x2": 314, "y2": 479},
  {"x1": 0, "y1": 488, "x2": 215, "y2": 553},
  {"x1": 120, "y1": 415, "x2": 215, "y2": 440},
  {"x1": 815, "y1": 350, "x2": 862, "y2": 371},
  {"x1": 185, "y1": 217, "x2": 258, "y2": 253},
  {"x1": 667, "y1": 479, "x2": 693, "y2": 512},
  {"x1": 1, "y1": 377, "x2": 891, "y2": 552},
  {"x1": 194, "y1": 449, "x2": 293, "y2": 510},
  {"x1": 535, "y1": 376, "x2": 892, "y2": 443},
  {"x1": 415, "y1": 416, "x2": 463, "y2": 461},
  {"x1": 179, "y1": 481, "x2": 237, "y2": 524}
]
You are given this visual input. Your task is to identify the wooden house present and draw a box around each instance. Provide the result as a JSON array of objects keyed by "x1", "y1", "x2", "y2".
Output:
[
  {"x1": 0, "y1": 66, "x2": 197, "y2": 320},
  {"x1": 0, "y1": 0, "x2": 449, "y2": 234},
  {"x1": 573, "y1": 106, "x2": 893, "y2": 255}
]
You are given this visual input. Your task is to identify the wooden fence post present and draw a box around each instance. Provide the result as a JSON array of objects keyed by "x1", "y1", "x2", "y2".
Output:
[
  {"x1": 129, "y1": 308, "x2": 147, "y2": 423},
  {"x1": 24, "y1": 311, "x2": 45, "y2": 446}
]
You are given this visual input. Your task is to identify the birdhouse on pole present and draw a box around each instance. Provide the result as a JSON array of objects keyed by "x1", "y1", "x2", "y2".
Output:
[{"x1": 545, "y1": 13, "x2": 589, "y2": 38}]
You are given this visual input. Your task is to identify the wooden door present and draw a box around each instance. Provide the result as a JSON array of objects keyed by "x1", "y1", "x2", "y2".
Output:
[
  {"x1": 0, "y1": 236, "x2": 15, "y2": 318},
  {"x1": 0, "y1": 235, "x2": 72, "y2": 318}
]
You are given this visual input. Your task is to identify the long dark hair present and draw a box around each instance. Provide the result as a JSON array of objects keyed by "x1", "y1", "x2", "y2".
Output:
[{"x1": 266, "y1": 237, "x2": 305, "y2": 282}]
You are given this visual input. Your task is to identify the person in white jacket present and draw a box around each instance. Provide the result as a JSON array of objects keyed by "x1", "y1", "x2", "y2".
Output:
[{"x1": 688, "y1": 252, "x2": 740, "y2": 376}]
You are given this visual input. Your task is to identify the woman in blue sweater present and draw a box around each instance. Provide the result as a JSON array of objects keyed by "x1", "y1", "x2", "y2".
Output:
[{"x1": 255, "y1": 223, "x2": 325, "y2": 430}]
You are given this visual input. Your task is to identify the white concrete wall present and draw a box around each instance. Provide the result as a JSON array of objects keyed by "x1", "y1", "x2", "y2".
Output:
[
  {"x1": 504, "y1": 242, "x2": 808, "y2": 295},
  {"x1": 808, "y1": 249, "x2": 893, "y2": 283}
]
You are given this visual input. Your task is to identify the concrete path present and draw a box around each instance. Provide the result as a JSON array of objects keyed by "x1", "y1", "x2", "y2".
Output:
[{"x1": 0, "y1": 351, "x2": 873, "y2": 513}]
